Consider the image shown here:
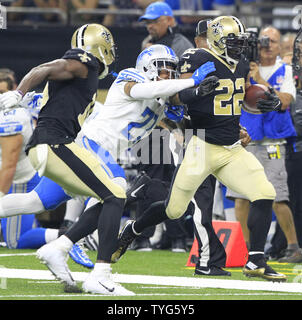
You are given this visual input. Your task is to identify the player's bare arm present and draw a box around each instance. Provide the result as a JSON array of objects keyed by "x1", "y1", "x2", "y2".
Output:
[
  {"x1": 0, "y1": 134, "x2": 23, "y2": 195},
  {"x1": 17, "y1": 59, "x2": 88, "y2": 95}
]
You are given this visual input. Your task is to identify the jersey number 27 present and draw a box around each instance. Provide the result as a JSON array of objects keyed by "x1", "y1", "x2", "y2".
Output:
[{"x1": 122, "y1": 107, "x2": 158, "y2": 144}]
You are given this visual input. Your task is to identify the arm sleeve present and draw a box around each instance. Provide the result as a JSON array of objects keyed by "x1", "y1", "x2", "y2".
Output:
[{"x1": 129, "y1": 78, "x2": 195, "y2": 100}]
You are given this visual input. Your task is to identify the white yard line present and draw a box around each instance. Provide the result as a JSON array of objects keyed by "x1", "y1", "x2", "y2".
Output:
[
  {"x1": 0, "y1": 253, "x2": 36, "y2": 257},
  {"x1": 0, "y1": 292, "x2": 301, "y2": 298},
  {"x1": 0, "y1": 267, "x2": 302, "y2": 293},
  {"x1": 114, "y1": 273, "x2": 302, "y2": 293}
]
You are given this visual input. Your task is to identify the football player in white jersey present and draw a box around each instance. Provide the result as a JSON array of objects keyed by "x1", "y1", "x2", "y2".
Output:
[
  {"x1": 0, "y1": 91, "x2": 93, "y2": 267},
  {"x1": 0, "y1": 91, "x2": 66, "y2": 250},
  {"x1": 0, "y1": 95, "x2": 46, "y2": 249},
  {"x1": 8, "y1": 44, "x2": 215, "y2": 295}
]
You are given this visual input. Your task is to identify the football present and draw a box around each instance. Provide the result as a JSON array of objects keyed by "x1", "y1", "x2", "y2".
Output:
[{"x1": 243, "y1": 84, "x2": 268, "y2": 114}]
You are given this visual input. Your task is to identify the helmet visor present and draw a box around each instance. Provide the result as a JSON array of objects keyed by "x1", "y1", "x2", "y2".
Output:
[{"x1": 223, "y1": 34, "x2": 248, "y2": 60}]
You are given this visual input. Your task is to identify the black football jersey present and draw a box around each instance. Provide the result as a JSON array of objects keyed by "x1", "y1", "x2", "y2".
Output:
[
  {"x1": 179, "y1": 48, "x2": 250, "y2": 145},
  {"x1": 26, "y1": 48, "x2": 99, "y2": 151}
]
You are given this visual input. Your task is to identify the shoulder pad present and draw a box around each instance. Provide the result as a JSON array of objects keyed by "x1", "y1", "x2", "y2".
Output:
[
  {"x1": 115, "y1": 68, "x2": 148, "y2": 84},
  {"x1": 182, "y1": 48, "x2": 201, "y2": 56},
  {"x1": 62, "y1": 48, "x2": 98, "y2": 69},
  {"x1": 179, "y1": 48, "x2": 207, "y2": 74}
]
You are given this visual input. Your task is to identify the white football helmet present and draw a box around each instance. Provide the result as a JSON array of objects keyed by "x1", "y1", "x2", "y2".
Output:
[{"x1": 135, "y1": 44, "x2": 179, "y2": 80}]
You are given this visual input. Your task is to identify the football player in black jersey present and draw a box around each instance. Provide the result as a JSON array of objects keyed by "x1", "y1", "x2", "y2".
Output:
[
  {"x1": 0, "y1": 24, "x2": 134, "y2": 293},
  {"x1": 113, "y1": 16, "x2": 287, "y2": 282}
]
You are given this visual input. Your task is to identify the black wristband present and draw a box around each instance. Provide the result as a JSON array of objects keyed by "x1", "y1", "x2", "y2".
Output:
[{"x1": 179, "y1": 87, "x2": 198, "y2": 104}]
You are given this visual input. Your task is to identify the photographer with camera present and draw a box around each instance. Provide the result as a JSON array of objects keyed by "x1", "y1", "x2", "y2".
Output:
[{"x1": 226, "y1": 26, "x2": 302, "y2": 262}]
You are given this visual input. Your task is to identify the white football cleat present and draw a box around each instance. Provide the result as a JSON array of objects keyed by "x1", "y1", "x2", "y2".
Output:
[
  {"x1": 36, "y1": 243, "x2": 77, "y2": 288},
  {"x1": 82, "y1": 268, "x2": 135, "y2": 296}
]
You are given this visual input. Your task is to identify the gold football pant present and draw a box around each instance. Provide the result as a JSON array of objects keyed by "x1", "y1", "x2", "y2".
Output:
[
  {"x1": 28, "y1": 142, "x2": 126, "y2": 202},
  {"x1": 166, "y1": 135, "x2": 276, "y2": 219}
]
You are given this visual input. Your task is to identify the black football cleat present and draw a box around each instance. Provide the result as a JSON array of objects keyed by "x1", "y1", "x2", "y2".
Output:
[
  {"x1": 126, "y1": 171, "x2": 151, "y2": 204},
  {"x1": 111, "y1": 220, "x2": 140, "y2": 263},
  {"x1": 243, "y1": 258, "x2": 287, "y2": 282},
  {"x1": 195, "y1": 266, "x2": 231, "y2": 276}
]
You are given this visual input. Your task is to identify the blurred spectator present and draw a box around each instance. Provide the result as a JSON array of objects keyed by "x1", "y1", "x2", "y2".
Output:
[
  {"x1": 281, "y1": 33, "x2": 296, "y2": 65},
  {"x1": 211, "y1": 0, "x2": 236, "y2": 15},
  {"x1": 60, "y1": 0, "x2": 100, "y2": 24},
  {"x1": 9, "y1": 0, "x2": 62, "y2": 23},
  {"x1": 139, "y1": 1, "x2": 193, "y2": 57},
  {"x1": 226, "y1": 26, "x2": 302, "y2": 262},
  {"x1": 210, "y1": 0, "x2": 262, "y2": 28},
  {"x1": 0, "y1": 75, "x2": 14, "y2": 93},
  {"x1": 0, "y1": 68, "x2": 17, "y2": 89},
  {"x1": 238, "y1": 0, "x2": 261, "y2": 28},
  {"x1": 164, "y1": 0, "x2": 260, "y2": 27},
  {"x1": 164, "y1": 0, "x2": 213, "y2": 26},
  {"x1": 103, "y1": 0, "x2": 156, "y2": 27}
]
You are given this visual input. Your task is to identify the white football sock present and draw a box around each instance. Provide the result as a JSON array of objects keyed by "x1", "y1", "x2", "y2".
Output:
[
  {"x1": 64, "y1": 198, "x2": 85, "y2": 222},
  {"x1": 93, "y1": 262, "x2": 111, "y2": 276},
  {"x1": 53, "y1": 235, "x2": 73, "y2": 252},
  {"x1": 45, "y1": 229, "x2": 59, "y2": 243}
]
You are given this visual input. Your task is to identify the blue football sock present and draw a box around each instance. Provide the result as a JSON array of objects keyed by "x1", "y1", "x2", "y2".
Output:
[{"x1": 17, "y1": 228, "x2": 47, "y2": 249}]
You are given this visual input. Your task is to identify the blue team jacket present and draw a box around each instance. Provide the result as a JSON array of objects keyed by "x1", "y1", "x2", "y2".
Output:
[{"x1": 240, "y1": 63, "x2": 296, "y2": 141}]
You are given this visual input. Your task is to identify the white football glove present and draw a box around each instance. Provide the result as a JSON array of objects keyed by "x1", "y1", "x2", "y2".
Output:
[{"x1": 0, "y1": 90, "x2": 23, "y2": 110}]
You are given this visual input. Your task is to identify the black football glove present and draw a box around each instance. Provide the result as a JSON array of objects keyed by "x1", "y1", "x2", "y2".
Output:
[
  {"x1": 196, "y1": 75, "x2": 220, "y2": 97},
  {"x1": 256, "y1": 87, "x2": 282, "y2": 113}
]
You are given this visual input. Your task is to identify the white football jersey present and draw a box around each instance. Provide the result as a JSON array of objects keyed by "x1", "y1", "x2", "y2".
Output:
[
  {"x1": 81, "y1": 68, "x2": 167, "y2": 160},
  {"x1": 0, "y1": 108, "x2": 36, "y2": 184}
]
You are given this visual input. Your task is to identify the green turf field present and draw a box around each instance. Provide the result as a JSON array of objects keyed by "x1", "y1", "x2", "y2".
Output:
[{"x1": 0, "y1": 247, "x2": 301, "y2": 300}]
